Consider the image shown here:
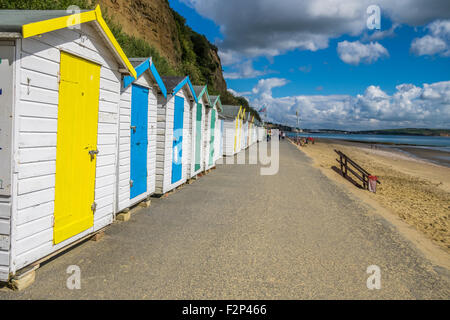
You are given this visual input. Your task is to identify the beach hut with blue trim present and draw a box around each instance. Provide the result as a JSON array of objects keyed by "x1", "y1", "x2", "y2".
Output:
[
  {"x1": 191, "y1": 85, "x2": 211, "y2": 177},
  {"x1": 209, "y1": 95, "x2": 224, "y2": 166},
  {"x1": 117, "y1": 57, "x2": 167, "y2": 213},
  {"x1": 0, "y1": 6, "x2": 136, "y2": 283},
  {"x1": 155, "y1": 76, "x2": 197, "y2": 195}
]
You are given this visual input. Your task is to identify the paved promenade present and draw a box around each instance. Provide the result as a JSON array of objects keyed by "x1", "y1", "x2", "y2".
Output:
[{"x1": 1, "y1": 141, "x2": 448, "y2": 299}]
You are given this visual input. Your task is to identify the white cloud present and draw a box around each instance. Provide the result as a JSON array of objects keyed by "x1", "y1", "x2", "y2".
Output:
[
  {"x1": 181, "y1": 0, "x2": 450, "y2": 62},
  {"x1": 223, "y1": 60, "x2": 270, "y2": 79},
  {"x1": 362, "y1": 23, "x2": 400, "y2": 41},
  {"x1": 252, "y1": 78, "x2": 289, "y2": 98},
  {"x1": 337, "y1": 41, "x2": 389, "y2": 65},
  {"x1": 250, "y1": 78, "x2": 450, "y2": 129},
  {"x1": 227, "y1": 88, "x2": 251, "y2": 98},
  {"x1": 411, "y1": 19, "x2": 450, "y2": 57}
]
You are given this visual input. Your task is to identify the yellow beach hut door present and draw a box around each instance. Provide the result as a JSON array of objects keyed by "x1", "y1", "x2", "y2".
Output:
[{"x1": 53, "y1": 52, "x2": 101, "y2": 244}]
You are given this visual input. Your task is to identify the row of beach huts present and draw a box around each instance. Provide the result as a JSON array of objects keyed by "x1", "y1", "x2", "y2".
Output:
[{"x1": 0, "y1": 6, "x2": 266, "y2": 284}]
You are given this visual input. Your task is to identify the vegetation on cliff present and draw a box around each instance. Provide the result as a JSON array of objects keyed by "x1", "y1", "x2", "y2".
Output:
[{"x1": 0, "y1": 0, "x2": 261, "y2": 121}]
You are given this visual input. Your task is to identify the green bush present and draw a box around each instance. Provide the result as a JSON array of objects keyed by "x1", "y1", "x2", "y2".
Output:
[{"x1": 0, "y1": 0, "x2": 260, "y2": 119}]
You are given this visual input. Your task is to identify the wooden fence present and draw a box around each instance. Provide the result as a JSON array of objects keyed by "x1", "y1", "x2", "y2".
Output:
[{"x1": 334, "y1": 149, "x2": 380, "y2": 191}]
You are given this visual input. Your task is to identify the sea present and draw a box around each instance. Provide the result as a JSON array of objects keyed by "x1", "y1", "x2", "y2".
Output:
[{"x1": 285, "y1": 132, "x2": 450, "y2": 166}]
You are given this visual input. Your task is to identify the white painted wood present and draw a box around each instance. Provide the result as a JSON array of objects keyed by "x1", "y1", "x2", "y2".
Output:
[
  {"x1": 222, "y1": 120, "x2": 238, "y2": 156},
  {"x1": 190, "y1": 97, "x2": 206, "y2": 177},
  {"x1": 0, "y1": 202, "x2": 11, "y2": 219},
  {"x1": 116, "y1": 71, "x2": 157, "y2": 212},
  {"x1": 7, "y1": 23, "x2": 123, "y2": 277},
  {"x1": 0, "y1": 219, "x2": 9, "y2": 235},
  {"x1": 0, "y1": 251, "x2": 9, "y2": 266},
  {"x1": 203, "y1": 107, "x2": 211, "y2": 170},
  {"x1": 155, "y1": 86, "x2": 194, "y2": 194}
]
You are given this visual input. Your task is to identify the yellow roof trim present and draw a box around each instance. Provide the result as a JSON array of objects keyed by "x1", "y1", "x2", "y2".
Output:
[
  {"x1": 237, "y1": 106, "x2": 242, "y2": 120},
  {"x1": 22, "y1": 5, "x2": 136, "y2": 78},
  {"x1": 22, "y1": 10, "x2": 96, "y2": 38},
  {"x1": 93, "y1": 6, "x2": 136, "y2": 78}
]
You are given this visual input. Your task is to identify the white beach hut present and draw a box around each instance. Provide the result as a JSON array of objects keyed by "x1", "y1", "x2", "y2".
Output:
[
  {"x1": 255, "y1": 120, "x2": 264, "y2": 142},
  {"x1": 210, "y1": 96, "x2": 224, "y2": 164},
  {"x1": 117, "y1": 58, "x2": 167, "y2": 213},
  {"x1": 191, "y1": 85, "x2": 210, "y2": 177},
  {"x1": 258, "y1": 125, "x2": 266, "y2": 142},
  {"x1": 155, "y1": 76, "x2": 197, "y2": 195},
  {"x1": 205, "y1": 94, "x2": 223, "y2": 170},
  {"x1": 247, "y1": 114, "x2": 256, "y2": 147},
  {"x1": 0, "y1": 7, "x2": 136, "y2": 282},
  {"x1": 219, "y1": 105, "x2": 242, "y2": 156},
  {"x1": 242, "y1": 112, "x2": 249, "y2": 149}
]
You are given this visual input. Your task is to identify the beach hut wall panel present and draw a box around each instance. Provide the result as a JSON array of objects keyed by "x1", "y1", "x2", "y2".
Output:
[
  {"x1": 203, "y1": 109, "x2": 212, "y2": 169},
  {"x1": 255, "y1": 126, "x2": 261, "y2": 142},
  {"x1": 207, "y1": 95, "x2": 222, "y2": 168},
  {"x1": 216, "y1": 119, "x2": 224, "y2": 161},
  {"x1": 0, "y1": 7, "x2": 136, "y2": 281},
  {"x1": 222, "y1": 119, "x2": 237, "y2": 156},
  {"x1": 192, "y1": 85, "x2": 210, "y2": 176},
  {"x1": 258, "y1": 127, "x2": 265, "y2": 142},
  {"x1": 190, "y1": 101, "x2": 205, "y2": 177},
  {"x1": 155, "y1": 77, "x2": 196, "y2": 195},
  {"x1": 242, "y1": 121, "x2": 249, "y2": 150},
  {"x1": 206, "y1": 109, "x2": 216, "y2": 169},
  {"x1": 237, "y1": 111, "x2": 244, "y2": 152},
  {"x1": 248, "y1": 119, "x2": 254, "y2": 147},
  {"x1": 214, "y1": 117, "x2": 223, "y2": 162},
  {"x1": 117, "y1": 58, "x2": 164, "y2": 212},
  {"x1": 251, "y1": 121, "x2": 257, "y2": 145},
  {"x1": 219, "y1": 105, "x2": 242, "y2": 156}
]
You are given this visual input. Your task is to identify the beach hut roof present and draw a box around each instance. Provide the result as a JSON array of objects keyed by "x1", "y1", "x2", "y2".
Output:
[
  {"x1": 220, "y1": 105, "x2": 241, "y2": 120},
  {"x1": 123, "y1": 57, "x2": 167, "y2": 98},
  {"x1": 161, "y1": 76, "x2": 198, "y2": 103},
  {"x1": 210, "y1": 95, "x2": 223, "y2": 112},
  {"x1": 0, "y1": 6, "x2": 136, "y2": 78},
  {"x1": 193, "y1": 85, "x2": 212, "y2": 107}
]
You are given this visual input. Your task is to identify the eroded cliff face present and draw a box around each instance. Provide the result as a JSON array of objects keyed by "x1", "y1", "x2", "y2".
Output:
[{"x1": 95, "y1": 0, "x2": 227, "y2": 92}]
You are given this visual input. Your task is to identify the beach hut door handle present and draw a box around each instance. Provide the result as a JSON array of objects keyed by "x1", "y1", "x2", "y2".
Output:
[
  {"x1": 130, "y1": 126, "x2": 136, "y2": 132},
  {"x1": 89, "y1": 149, "x2": 99, "y2": 160},
  {"x1": 91, "y1": 202, "x2": 97, "y2": 213}
]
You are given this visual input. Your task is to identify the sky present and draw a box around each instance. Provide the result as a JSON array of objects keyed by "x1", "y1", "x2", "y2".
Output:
[{"x1": 168, "y1": 0, "x2": 450, "y2": 130}]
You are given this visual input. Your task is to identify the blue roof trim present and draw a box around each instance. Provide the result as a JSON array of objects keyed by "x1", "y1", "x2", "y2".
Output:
[
  {"x1": 123, "y1": 58, "x2": 168, "y2": 98},
  {"x1": 172, "y1": 76, "x2": 198, "y2": 103},
  {"x1": 150, "y1": 62, "x2": 167, "y2": 98},
  {"x1": 123, "y1": 58, "x2": 149, "y2": 88}
]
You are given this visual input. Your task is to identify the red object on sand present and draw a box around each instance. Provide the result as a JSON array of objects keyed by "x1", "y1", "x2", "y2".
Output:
[{"x1": 368, "y1": 175, "x2": 378, "y2": 193}]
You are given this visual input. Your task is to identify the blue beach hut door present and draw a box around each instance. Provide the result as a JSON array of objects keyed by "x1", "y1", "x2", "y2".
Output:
[
  {"x1": 130, "y1": 84, "x2": 149, "y2": 199},
  {"x1": 171, "y1": 96, "x2": 184, "y2": 184}
]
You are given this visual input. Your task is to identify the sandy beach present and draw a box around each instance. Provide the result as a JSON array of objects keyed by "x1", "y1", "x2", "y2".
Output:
[{"x1": 295, "y1": 138, "x2": 450, "y2": 253}]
